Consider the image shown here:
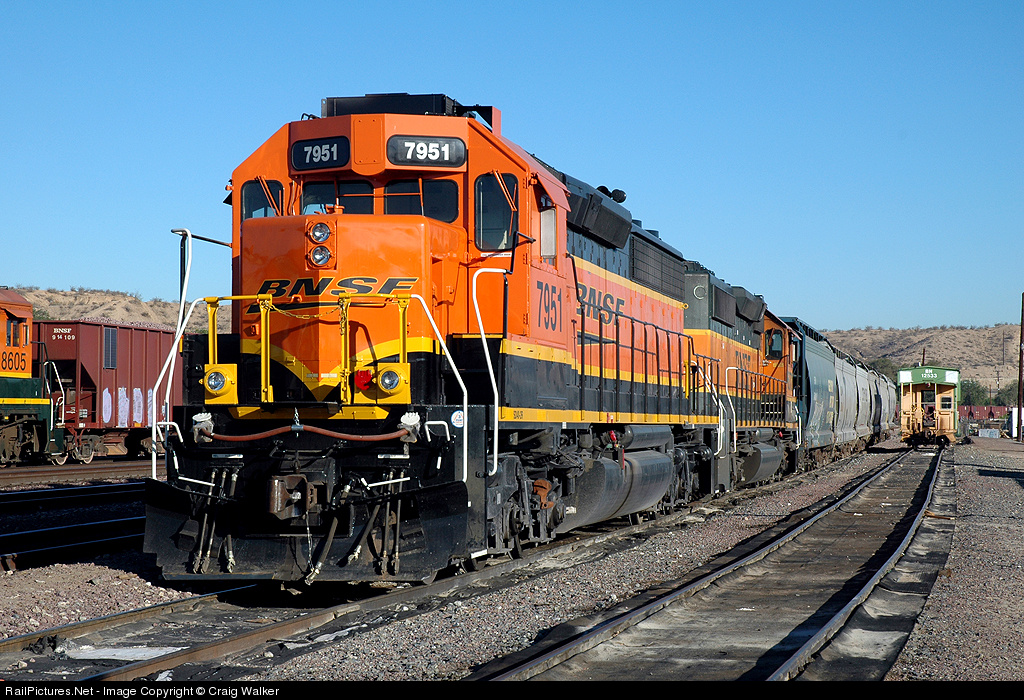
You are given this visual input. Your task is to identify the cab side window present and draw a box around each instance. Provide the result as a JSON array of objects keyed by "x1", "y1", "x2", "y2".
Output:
[
  {"x1": 6, "y1": 318, "x2": 21, "y2": 347},
  {"x1": 765, "y1": 329, "x2": 785, "y2": 360},
  {"x1": 241, "y1": 180, "x2": 284, "y2": 220},
  {"x1": 475, "y1": 173, "x2": 518, "y2": 251}
]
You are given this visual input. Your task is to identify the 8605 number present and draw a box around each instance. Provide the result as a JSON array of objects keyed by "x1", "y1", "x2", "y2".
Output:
[{"x1": 1, "y1": 351, "x2": 27, "y2": 372}]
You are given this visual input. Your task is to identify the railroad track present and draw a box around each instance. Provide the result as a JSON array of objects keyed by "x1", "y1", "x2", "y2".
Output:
[
  {"x1": 468, "y1": 447, "x2": 953, "y2": 681},
  {"x1": 0, "y1": 448, "x2": 931, "y2": 681},
  {"x1": 0, "y1": 460, "x2": 164, "y2": 488},
  {"x1": 0, "y1": 517, "x2": 144, "y2": 571},
  {"x1": 0, "y1": 482, "x2": 145, "y2": 512},
  {"x1": 0, "y1": 483, "x2": 147, "y2": 571}
]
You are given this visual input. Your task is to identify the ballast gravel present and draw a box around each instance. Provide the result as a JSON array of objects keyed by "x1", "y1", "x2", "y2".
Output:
[
  {"x1": 3, "y1": 437, "x2": 1022, "y2": 681},
  {"x1": 884, "y1": 439, "x2": 1024, "y2": 681}
]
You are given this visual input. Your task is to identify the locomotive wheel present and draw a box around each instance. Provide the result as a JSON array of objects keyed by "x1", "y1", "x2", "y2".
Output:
[
  {"x1": 50, "y1": 452, "x2": 68, "y2": 466},
  {"x1": 505, "y1": 501, "x2": 525, "y2": 559},
  {"x1": 509, "y1": 528, "x2": 523, "y2": 559}
]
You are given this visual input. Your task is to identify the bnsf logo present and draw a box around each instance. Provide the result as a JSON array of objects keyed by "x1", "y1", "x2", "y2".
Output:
[
  {"x1": 575, "y1": 283, "x2": 626, "y2": 325},
  {"x1": 256, "y1": 277, "x2": 419, "y2": 298}
]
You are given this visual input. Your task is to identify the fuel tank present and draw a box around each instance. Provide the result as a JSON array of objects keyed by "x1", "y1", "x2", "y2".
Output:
[
  {"x1": 735, "y1": 442, "x2": 783, "y2": 484},
  {"x1": 557, "y1": 449, "x2": 675, "y2": 531}
]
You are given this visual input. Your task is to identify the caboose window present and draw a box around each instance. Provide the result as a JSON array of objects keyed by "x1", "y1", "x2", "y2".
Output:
[
  {"x1": 241, "y1": 180, "x2": 284, "y2": 220},
  {"x1": 302, "y1": 180, "x2": 373, "y2": 215},
  {"x1": 475, "y1": 173, "x2": 518, "y2": 251},
  {"x1": 384, "y1": 179, "x2": 458, "y2": 223}
]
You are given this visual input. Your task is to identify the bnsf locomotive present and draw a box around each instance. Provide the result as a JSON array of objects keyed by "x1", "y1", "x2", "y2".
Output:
[{"x1": 144, "y1": 94, "x2": 897, "y2": 584}]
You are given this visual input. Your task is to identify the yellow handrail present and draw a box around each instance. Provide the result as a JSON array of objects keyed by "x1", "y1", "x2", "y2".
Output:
[
  {"x1": 336, "y1": 292, "x2": 411, "y2": 404},
  {"x1": 204, "y1": 294, "x2": 273, "y2": 403}
]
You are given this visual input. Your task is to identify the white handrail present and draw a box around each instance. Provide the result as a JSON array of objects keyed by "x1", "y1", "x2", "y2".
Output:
[
  {"x1": 472, "y1": 268, "x2": 508, "y2": 477},
  {"x1": 150, "y1": 297, "x2": 204, "y2": 479},
  {"x1": 725, "y1": 366, "x2": 740, "y2": 453},
  {"x1": 692, "y1": 361, "x2": 725, "y2": 456},
  {"x1": 409, "y1": 294, "x2": 469, "y2": 482}
]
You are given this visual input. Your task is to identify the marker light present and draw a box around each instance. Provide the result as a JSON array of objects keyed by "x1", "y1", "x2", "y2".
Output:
[{"x1": 354, "y1": 369, "x2": 373, "y2": 391}]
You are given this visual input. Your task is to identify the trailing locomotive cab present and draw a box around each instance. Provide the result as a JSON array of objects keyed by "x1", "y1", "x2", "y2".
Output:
[
  {"x1": 0, "y1": 289, "x2": 60, "y2": 465},
  {"x1": 898, "y1": 365, "x2": 960, "y2": 447}
]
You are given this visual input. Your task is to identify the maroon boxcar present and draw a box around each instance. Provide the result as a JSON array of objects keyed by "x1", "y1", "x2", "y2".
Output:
[{"x1": 32, "y1": 320, "x2": 182, "y2": 463}]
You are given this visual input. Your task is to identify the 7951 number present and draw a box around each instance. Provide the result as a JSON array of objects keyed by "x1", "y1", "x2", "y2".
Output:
[
  {"x1": 536, "y1": 282, "x2": 562, "y2": 332},
  {"x1": 387, "y1": 135, "x2": 466, "y2": 167}
]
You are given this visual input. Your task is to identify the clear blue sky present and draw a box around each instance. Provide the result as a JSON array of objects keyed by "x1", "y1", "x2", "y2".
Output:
[{"x1": 2, "y1": 1, "x2": 1021, "y2": 330}]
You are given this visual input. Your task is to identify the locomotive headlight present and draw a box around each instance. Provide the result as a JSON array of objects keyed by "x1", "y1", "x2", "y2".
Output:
[
  {"x1": 309, "y1": 245, "x2": 332, "y2": 267},
  {"x1": 309, "y1": 223, "x2": 331, "y2": 243},
  {"x1": 203, "y1": 363, "x2": 238, "y2": 404},
  {"x1": 378, "y1": 369, "x2": 402, "y2": 393},
  {"x1": 206, "y1": 371, "x2": 227, "y2": 393}
]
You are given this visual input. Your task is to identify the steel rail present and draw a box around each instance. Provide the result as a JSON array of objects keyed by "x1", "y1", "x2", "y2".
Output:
[
  {"x1": 0, "y1": 517, "x2": 144, "y2": 575},
  {"x1": 0, "y1": 482, "x2": 144, "y2": 511},
  {"x1": 0, "y1": 587, "x2": 256, "y2": 654},
  {"x1": 767, "y1": 446, "x2": 945, "y2": 680},
  {"x1": 480, "y1": 449, "x2": 913, "y2": 681}
]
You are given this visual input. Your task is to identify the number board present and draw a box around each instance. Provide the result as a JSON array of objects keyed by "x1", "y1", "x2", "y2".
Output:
[
  {"x1": 291, "y1": 137, "x2": 351, "y2": 171},
  {"x1": 387, "y1": 136, "x2": 466, "y2": 167}
]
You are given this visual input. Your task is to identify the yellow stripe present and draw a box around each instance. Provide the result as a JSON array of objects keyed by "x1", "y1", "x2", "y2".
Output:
[
  {"x1": 501, "y1": 339, "x2": 574, "y2": 365},
  {"x1": 0, "y1": 398, "x2": 50, "y2": 405},
  {"x1": 498, "y1": 405, "x2": 720, "y2": 424},
  {"x1": 502, "y1": 336, "x2": 692, "y2": 390}
]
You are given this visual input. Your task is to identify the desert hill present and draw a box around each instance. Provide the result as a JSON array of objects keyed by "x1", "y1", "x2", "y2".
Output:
[
  {"x1": 12, "y1": 286, "x2": 231, "y2": 334},
  {"x1": 823, "y1": 325, "x2": 1020, "y2": 392},
  {"x1": 9, "y1": 286, "x2": 1020, "y2": 394}
]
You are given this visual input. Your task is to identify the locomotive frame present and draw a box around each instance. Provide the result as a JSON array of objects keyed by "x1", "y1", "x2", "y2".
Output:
[{"x1": 143, "y1": 94, "x2": 897, "y2": 585}]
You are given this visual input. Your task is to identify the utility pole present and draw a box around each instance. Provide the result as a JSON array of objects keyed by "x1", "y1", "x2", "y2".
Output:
[{"x1": 1017, "y1": 292, "x2": 1023, "y2": 442}]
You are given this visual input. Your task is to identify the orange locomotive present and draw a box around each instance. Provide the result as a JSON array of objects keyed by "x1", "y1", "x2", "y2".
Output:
[{"x1": 145, "y1": 94, "x2": 803, "y2": 584}]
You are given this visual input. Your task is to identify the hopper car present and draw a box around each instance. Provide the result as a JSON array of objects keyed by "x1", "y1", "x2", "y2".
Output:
[
  {"x1": 0, "y1": 288, "x2": 180, "y2": 465},
  {"x1": 143, "y1": 94, "x2": 897, "y2": 585}
]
